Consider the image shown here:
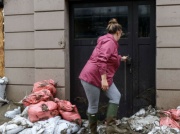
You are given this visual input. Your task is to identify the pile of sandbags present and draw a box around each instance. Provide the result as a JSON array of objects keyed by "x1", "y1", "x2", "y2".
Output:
[
  {"x1": 1, "y1": 79, "x2": 82, "y2": 134},
  {"x1": 21, "y1": 79, "x2": 82, "y2": 125}
]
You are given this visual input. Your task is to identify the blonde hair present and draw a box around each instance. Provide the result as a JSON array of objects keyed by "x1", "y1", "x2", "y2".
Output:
[{"x1": 106, "y1": 18, "x2": 122, "y2": 34}]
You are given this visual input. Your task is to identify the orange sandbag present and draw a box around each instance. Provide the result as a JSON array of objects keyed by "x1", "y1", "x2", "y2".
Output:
[
  {"x1": 169, "y1": 109, "x2": 180, "y2": 121},
  {"x1": 32, "y1": 79, "x2": 56, "y2": 96},
  {"x1": 28, "y1": 101, "x2": 59, "y2": 123},
  {"x1": 56, "y1": 99, "x2": 74, "y2": 112},
  {"x1": 160, "y1": 111, "x2": 180, "y2": 129},
  {"x1": 160, "y1": 116, "x2": 180, "y2": 129},
  {"x1": 54, "y1": 98, "x2": 60, "y2": 102},
  {"x1": 59, "y1": 105, "x2": 82, "y2": 125},
  {"x1": 23, "y1": 89, "x2": 54, "y2": 106},
  {"x1": 56, "y1": 99, "x2": 82, "y2": 125}
]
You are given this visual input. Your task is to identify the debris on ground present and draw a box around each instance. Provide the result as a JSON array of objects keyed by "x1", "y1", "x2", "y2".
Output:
[
  {"x1": 0, "y1": 115, "x2": 80, "y2": 134},
  {"x1": 1, "y1": 104, "x2": 180, "y2": 134},
  {"x1": 1, "y1": 79, "x2": 180, "y2": 133},
  {"x1": 77, "y1": 105, "x2": 180, "y2": 134}
]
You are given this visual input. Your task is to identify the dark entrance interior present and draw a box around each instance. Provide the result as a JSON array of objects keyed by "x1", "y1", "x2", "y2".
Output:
[{"x1": 70, "y1": 0, "x2": 155, "y2": 119}]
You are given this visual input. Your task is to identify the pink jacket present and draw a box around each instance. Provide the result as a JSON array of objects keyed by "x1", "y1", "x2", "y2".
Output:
[{"x1": 79, "y1": 33, "x2": 121, "y2": 88}]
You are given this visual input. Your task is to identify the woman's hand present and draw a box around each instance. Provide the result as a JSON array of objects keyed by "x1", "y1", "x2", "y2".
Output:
[
  {"x1": 101, "y1": 74, "x2": 109, "y2": 91},
  {"x1": 101, "y1": 79, "x2": 109, "y2": 91},
  {"x1": 121, "y1": 56, "x2": 128, "y2": 62}
]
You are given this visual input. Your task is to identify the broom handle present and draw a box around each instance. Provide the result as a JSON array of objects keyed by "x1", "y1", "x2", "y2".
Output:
[{"x1": 124, "y1": 61, "x2": 127, "y2": 101}]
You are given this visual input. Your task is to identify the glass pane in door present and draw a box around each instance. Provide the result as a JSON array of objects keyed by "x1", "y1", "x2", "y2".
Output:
[
  {"x1": 74, "y1": 6, "x2": 128, "y2": 38},
  {"x1": 138, "y1": 5, "x2": 150, "y2": 37}
]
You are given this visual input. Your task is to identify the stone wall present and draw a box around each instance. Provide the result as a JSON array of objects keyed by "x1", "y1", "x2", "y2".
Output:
[
  {"x1": 0, "y1": 8, "x2": 4, "y2": 77},
  {"x1": 4, "y1": 0, "x2": 68, "y2": 101},
  {"x1": 156, "y1": 0, "x2": 180, "y2": 109}
]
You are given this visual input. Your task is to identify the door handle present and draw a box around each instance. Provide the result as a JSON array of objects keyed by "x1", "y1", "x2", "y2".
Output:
[
  {"x1": 124, "y1": 56, "x2": 132, "y2": 101},
  {"x1": 126, "y1": 56, "x2": 132, "y2": 73},
  {"x1": 126, "y1": 56, "x2": 132, "y2": 65}
]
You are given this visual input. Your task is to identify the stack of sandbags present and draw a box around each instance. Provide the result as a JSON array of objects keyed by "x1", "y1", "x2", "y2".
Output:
[
  {"x1": 24, "y1": 79, "x2": 82, "y2": 125},
  {"x1": 0, "y1": 79, "x2": 82, "y2": 134}
]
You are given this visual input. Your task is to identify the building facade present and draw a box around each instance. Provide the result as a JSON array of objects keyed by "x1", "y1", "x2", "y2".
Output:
[{"x1": 3, "y1": 0, "x2": 180, "y2": 117}]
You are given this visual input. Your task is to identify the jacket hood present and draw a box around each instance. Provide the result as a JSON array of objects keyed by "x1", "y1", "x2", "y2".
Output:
[{"x1": 97, "y1": 33, "x2": 118, "y2": 45}]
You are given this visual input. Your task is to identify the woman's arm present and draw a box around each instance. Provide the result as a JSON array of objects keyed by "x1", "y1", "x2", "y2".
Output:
[{"x1": 97, "y1": 40, "x2": 114, "y2": 75}]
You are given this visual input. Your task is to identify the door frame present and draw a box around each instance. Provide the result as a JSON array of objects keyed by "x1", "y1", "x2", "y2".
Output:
[{"x1": 132, "y1": 0, "x2": 156, "y2": 112}]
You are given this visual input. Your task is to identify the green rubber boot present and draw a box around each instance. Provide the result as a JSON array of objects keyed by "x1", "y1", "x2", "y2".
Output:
[
  {"x1": 87, "y1": 113, "x2": 98, "y2": 134},
  {"x1": 106, "y1": 103, "x2": 127, "y2": 134}
]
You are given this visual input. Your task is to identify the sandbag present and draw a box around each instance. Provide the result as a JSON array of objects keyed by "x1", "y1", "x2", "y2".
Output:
[
  {"x1": 54, "y1": 119, "x2": 80, "y2": 134},
  {"x1": 19, "y1": 116, "x2": 80, "y2": 134},
  {"x1": 56, "y1": 99, "x2": 82, "y2": 125},
  {"x1": 160, "y1": 116, "x2": 180, "y2": 129},
  {"x1": 160, "y1": 111, "x2": 180, "y2": 129},
  {"x1": 0, "y1": 77, "x2": 8, "y2": 100},
  {"x1": 59, "y1": 106, "x2": 82, "y2": 125},
  {"x1": 169, "y1": 109, "x2": 180, "y2": 121},
  {"x1": 32, "y1": 79, "x2": 56, "y2": 96},
  {"x1": 23, "y1": 89, "x2": 54, "y2": 106},
  {"x1": 33, "y1": 116, "x2": 60, "y2": 134},
  {"x1": 28, "y1": 101, "x2": 59, "y2": 123},
  {"x1": 5, "y1": 107, "x2": 21, "y2": 119},
  {"x1": 56, "y1": 99, "x2": 74, "y2": 112},
  {"x1": 0, "y1": 123, "x2": 25, "y2": 134}
]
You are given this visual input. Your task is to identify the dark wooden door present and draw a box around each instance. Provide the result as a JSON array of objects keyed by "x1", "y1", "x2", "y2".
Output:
[{"x1": 70, "y1": 0, "x2": 155, "y2": 119}]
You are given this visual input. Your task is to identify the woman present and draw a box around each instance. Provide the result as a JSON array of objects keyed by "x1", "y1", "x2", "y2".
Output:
[{"x1": 79, "y1": 18, "x2": 127, "y2": 134}]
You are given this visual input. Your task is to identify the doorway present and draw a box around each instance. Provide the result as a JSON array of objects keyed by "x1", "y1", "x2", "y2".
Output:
[{"x1": 70, "y1": 0, "x2": 155, "y2": 119}]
